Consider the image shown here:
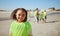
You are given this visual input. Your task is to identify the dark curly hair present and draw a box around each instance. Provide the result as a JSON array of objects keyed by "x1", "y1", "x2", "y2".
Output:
[{"x1": 10, "y1": 8, "x2": 27, "y2": 22}]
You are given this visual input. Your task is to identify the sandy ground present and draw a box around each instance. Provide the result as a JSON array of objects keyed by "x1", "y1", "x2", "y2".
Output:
[{"x1": 0, "y1": 11, "x2": 60, "y2": 36}]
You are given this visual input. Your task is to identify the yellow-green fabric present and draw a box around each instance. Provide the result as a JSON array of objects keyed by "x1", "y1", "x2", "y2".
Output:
[
  {"x1": 27, "y1": 12, "x2": 30, "y2": 17},
  {"x1": 10, "y1": 20, "x2": 31, "y2": 36},
  {"x1": 39, "y1": 12, "x2": 46, "y2": 19},
  {"x1": 39, "y1": 12, "x2": 44, "y2": 19},
  {"x1": 44, "y1": 12, "x2": 46, "y2": 16},
  {"x1": 34, "y1": 10, "x2": 37, "y2": 16}
]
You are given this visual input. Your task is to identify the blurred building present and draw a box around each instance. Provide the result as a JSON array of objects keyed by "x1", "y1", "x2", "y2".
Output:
[{"x1": 48, "y1": 7, "x2": 55, "y2": 11}]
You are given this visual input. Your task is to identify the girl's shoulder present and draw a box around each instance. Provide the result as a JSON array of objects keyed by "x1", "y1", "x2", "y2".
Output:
[
  {"x1": 11, "y1": 20, "x2": 17, "y2": 25},
  {"x1": 25, "y1": 21, "x2": 31, "y2": 28},
  {"x1": 25, "y1": 21, "x2": 30, "y2": 24},
  {"x1": 25, "y1": 21, "x2": 31, "y2": 26},
  {"x1": 10, "y1": 20, "x2": 16, "y2": 27}
]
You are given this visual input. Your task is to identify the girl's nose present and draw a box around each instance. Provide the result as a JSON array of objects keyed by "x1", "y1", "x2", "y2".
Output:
[
  {"x1": 19, "y1": 15, "x2": 23, "y2": 18},
  {"x1": 20, "y1": 16, "x2": 22, "y2": 18}
]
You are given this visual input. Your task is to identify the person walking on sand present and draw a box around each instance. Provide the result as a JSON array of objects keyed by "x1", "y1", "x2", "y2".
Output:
[
  {"x1": 43, "y1": 10, "x2": 47, "y2": 22},
  {"x1": 34, "y1": 8, "x2": 39, "y2": 23},
  {"x1": 39, "y1": 10, "x2": 47, "y2": 23},
  {"x1": 10, "y1": 8, "x2": 33, "y2": 36}
]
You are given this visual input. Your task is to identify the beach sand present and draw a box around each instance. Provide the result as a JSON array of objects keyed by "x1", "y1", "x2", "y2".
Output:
[{"x1": 0, "y1": 11, "x2": 60, "y2": 36}]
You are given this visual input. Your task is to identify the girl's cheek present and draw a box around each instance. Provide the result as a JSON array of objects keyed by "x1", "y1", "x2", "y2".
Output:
[{"x1": 16, "y1": 15, "x2": 18, "y2": 19}]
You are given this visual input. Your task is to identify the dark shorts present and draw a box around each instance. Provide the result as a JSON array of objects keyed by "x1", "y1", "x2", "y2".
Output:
[
  {"x1": 40, "y1": 18, "x2": 44, "y2": 21},
  {"x1": 45, "y1": 16, "x2": 47, "y2": 19},
  {"x1": 37, "y1": 17, "x2": 39, "y2": 20}
]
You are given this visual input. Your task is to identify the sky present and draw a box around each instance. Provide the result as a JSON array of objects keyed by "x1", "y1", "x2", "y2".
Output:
[{"x1": 0, "y1": 0, "x2": 60, "y2": 10}]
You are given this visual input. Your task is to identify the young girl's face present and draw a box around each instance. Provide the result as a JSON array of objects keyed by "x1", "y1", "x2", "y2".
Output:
[{"x1": 16, "y1": 10, "x2": 26, "y2": 22}]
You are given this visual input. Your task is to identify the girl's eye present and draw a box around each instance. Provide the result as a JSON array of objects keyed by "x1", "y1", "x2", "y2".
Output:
[
  {"x1": 22, "y1": 14, "x2": 25, "y2": 17},
  {"x1": 18, "y1": 14, "x2": 21, "y2": 16},
  {"x1": 21, "y1": 14, "x2": 25, "y2": 17},
  {"x1": 18, "y1": 14, "x2": 25, "y2": 17}
]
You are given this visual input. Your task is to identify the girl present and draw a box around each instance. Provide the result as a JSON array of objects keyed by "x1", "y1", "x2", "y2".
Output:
[{"x1": 10, "y1": 8, "x2": 32, "y2": 36}]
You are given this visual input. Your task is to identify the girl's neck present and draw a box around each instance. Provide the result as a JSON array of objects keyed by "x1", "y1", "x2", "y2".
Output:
[{"x1": 16, "y1": 20, "x2": 23, "y2": 23}]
